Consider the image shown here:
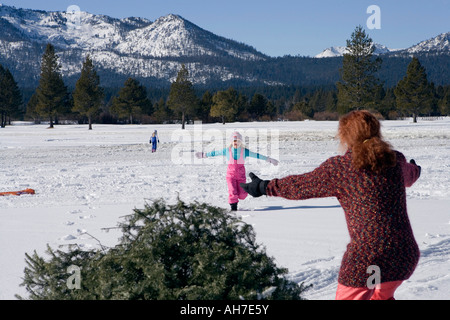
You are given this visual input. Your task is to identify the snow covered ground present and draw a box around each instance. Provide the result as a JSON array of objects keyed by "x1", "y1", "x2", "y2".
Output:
[{"x1": 0, "y1": 118, "x2": 449, "y2": 300}]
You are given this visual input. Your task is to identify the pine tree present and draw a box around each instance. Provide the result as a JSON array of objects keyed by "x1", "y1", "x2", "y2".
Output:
[
  {"x1": 236, "y1": 93, "x2": 249, "y2": 121},
  {"x1": 72, "y1": 55, "x2": 104, "y2": 130},
  {"x1": 167, "y1": 64, "x2": 197, "y2": 129},
  {"x1": 18, "y1": 198, "x2": 312, "y2": 300},
  {"x1": 0, "y1": 65, "x2": 8, "y2": 127},
  {"x1": 110, "y1": 77, "x2": 151, "y2": 124},
  {"x1": 394, "y1": 57, "x2": 433, "y2": 122},
  {"x1": 26, "y1": 92, "x2": 40, "y2": 123},
  {"x1": 437, "y1": 86, "x2": 450, "y2": 116},
  {"x1": 336, "y1": 26, "x2": 382, "y2": 114},
  {"x1": 265, "y1": 100, "x2": 276, "y2": 120},
  {"x1": 292, "y1": 100, "x2": 313, "y2": 119},
  {"x1": 210, "y1": 87, "x2": 239, "y2": 124},
  {"x1": 248, "y1": 93, "x2": 268, "y2": 120},
  {"x1": 0, "y1": 65, "x2": 22, "y2": 127},
  {"x1": 152, "y1": 97, "x2": 171, "y2": 123},
  {"x1": 35, "y1": 44, "x2": 69, "y2": 128},
  {"x1": 325, "y1": 90, "x2": 338, "y2": 113},
  {"x1": 378, "y1": 87, "x2": 397, "y2": 119},
  {"x1": 199, "y1": 90, "x2": 213, "y2": 122}
]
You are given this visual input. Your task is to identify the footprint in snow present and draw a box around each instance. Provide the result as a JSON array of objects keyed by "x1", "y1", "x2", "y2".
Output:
[
  {"x1": 79, "y1": 214, "x2": 95, "y2": 219},
  {"x1": 61, "y1": 234, "x2": 77, "y2": 241},
  {"x1": 68, "y1": 209, "x2": 82, "y2": 214},
  {"x1": 77, "y1": 229, "x2": 87, "y2": 235}
]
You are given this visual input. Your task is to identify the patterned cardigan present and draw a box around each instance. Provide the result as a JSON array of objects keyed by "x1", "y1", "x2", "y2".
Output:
[{"x1": 266, "y1": 150, "x2": 421, "y2": 287}]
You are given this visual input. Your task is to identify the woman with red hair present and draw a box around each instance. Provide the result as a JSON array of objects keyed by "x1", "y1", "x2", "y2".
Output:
[{"x1": 241, "y1": 110, "x2": 421, "y2": 300}]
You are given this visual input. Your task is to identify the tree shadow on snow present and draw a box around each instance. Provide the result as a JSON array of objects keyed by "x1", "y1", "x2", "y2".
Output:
[{"x1": 253, "y1": 204, "x2": 341, "y2": 211}]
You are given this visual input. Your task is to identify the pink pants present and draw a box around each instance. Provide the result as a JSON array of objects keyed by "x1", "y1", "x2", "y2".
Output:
[
  {"x1": 227, "y1": 147, "x2": 247, "y2": 204},
  {"x1": 227, "y1": 175, "x2": 248, "y2": 204},
  {"x1": 335, "y1": 280, "x2": 403, "y2": 300}
]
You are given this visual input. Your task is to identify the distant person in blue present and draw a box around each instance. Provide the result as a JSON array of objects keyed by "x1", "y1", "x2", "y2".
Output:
[{"x1": 150, "y1": 130, "x2": 159, "y2": 152}]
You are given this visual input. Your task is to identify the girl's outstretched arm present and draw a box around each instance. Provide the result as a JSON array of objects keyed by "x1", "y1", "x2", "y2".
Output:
[
  {"x1": 196, "y1": 148, "x2": 228, "y2": 159},
  {"x1": 245, "y1": 149, "x2": 278, "y2": 165}
]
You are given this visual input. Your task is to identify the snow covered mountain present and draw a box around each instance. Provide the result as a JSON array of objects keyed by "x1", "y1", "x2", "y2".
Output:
[
  {"x1": 314, "y1": 46, "x2": 348, "y2": 58},
  {"x1": 0, "y1": 4, "x2": 267, "y2": 86},
  {"x1": 405, "y1": 32, "x2": 450, "y2": 55},
  {"x1": 0, "y1": 4, "x2": 448, "y2": 88},
  {"x1": 315, "y1": 32, "x2": 450, "y2": 58},
  {"x1": 315, "y1": 43, "x2": 399, "y2": 58}
]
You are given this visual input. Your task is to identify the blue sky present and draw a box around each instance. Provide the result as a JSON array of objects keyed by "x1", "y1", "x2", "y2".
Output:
[{"x1": 1, "y1": 0, "x2": 449, "y2": 57}]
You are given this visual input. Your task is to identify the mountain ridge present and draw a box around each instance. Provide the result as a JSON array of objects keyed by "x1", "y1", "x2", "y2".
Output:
[
  {"x1": 0, "y1": 5, "x2": 271, "y2": 87},
  {"x1": 0, "y1": 4, "x2": 448, "y2": 88},
  {"x1": 315, "y1": 32, "x2": 450, "y2": 58}
]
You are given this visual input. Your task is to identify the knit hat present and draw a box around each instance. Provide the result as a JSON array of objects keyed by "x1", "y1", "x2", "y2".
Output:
[{"x1": 230, "y1": 131, "x2": 243, "y2": 143}]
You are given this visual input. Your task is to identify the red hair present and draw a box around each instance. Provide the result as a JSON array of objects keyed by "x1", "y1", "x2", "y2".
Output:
[{"x1": 338, "y1": 110, "x2": 396, "y2": 174}]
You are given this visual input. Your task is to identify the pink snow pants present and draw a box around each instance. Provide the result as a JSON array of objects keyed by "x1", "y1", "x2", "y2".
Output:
[
  {"x1": 335, "y1": 280, "x2": 403, "y2": 300},
  {"x1": 226, "y1": 147, "x2": 247, "y2": 204}
]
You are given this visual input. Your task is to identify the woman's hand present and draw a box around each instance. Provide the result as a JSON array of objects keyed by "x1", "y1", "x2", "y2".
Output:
[{"x1": 240, "y1": 173, "x2": 270, "y2": 197}]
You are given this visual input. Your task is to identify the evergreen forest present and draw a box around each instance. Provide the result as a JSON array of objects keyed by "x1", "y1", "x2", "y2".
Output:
[{"x1": 1, "y1": 27, "x2": 449, "y2": 128}]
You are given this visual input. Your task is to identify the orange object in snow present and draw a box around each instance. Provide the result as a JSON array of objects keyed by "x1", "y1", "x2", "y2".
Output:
[{"x1": 0, "y1": 188, "x2": 35, "y2": 196}]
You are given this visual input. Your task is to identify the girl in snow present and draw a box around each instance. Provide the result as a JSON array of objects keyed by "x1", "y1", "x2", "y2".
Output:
[
  {"x1": 196, "y1": 131, "x2": 278, "y2": 211},
  {"x1": 150, "y1": 130, "x2": 159, "y2": 152},
  {"x1": 241, "y1": 110, "x2": 421, "y2": 300}
]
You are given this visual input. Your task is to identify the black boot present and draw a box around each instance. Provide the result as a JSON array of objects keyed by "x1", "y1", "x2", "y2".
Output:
[{"x1": 230, "y1": 203, "x2": 238, "y2": 211}]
